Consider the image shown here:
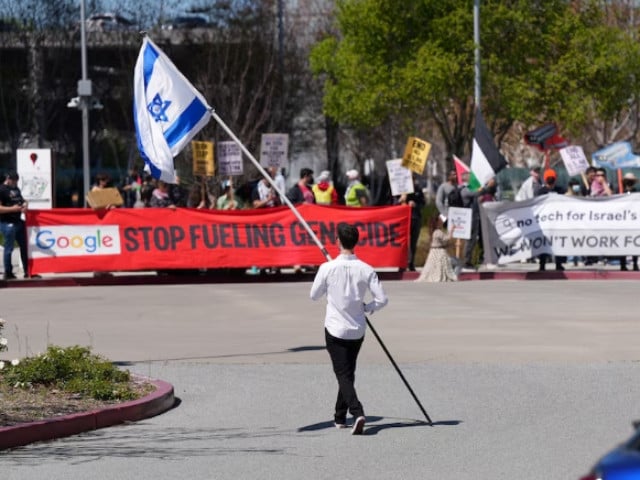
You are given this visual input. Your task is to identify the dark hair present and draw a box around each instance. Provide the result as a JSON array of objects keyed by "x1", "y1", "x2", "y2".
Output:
[
  {"x1": 586, "y1": 166, "x2": 597, "y2": 174},
  {"x1": 5, "y1": 170, "x2": 18, "y2": 181},
  {"x1": 338, "y1": 223, "x2": 359, "y2": 250},
  {"x1": 300, "y1": 167, "x2": 313, "y2": 179},
  {"x1": 596, "y1": 168, "x2": 607, "y2": 178},
  {"x1": 95, "y1": 172, "x2": 111, "y2": 183},
  {"x1": 428, "y1": 214, "x2": 442, "y2": 234}
]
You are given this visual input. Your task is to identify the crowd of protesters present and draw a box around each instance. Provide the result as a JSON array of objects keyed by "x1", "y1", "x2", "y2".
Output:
[{"x1": 18, "y1": 161, "x2": 638, "y2": 280}]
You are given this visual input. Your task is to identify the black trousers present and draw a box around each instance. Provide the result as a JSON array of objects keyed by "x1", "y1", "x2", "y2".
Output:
[{"x1": 325, "y1": 329, "x2": 364, "y2": 422}]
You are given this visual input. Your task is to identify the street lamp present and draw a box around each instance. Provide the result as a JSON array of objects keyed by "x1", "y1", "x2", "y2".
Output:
[{"x1": 78, "y1": 0, "x2": 91, "y2": 206}]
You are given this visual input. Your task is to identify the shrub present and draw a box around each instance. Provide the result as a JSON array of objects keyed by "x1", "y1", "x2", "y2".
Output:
[{"x1": 2, "y1": 345, "x2": 137, "y2": 401}]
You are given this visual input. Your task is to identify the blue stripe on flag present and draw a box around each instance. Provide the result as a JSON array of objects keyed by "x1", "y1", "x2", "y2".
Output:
[
  {"x1": 142, "y1": 42, "x2": 159, "y2": 89},
  {"x1": 164, "y1": 98, "x2": 209, "y2": 149}
]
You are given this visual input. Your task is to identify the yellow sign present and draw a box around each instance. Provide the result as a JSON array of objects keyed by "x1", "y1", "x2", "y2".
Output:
[
  {"x1": 192, "y1": 141, "x2": 215, "y2": 176},
  {"x1": 401, "y1": 136, "x2": 431, "y2": 174}
]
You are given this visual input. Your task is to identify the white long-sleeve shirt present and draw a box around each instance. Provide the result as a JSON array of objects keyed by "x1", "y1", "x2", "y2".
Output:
[{"x1": 310, "y1": 253, "x2": 388, "y2": 340}]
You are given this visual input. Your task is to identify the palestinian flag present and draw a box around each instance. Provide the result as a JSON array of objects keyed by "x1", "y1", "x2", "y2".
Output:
[
  {"x1": 453, "y1": 155, "x2": 470, "y2": 185},
  {"x1": 469, "y1": 109, "x2": 507, "y2": 190}
]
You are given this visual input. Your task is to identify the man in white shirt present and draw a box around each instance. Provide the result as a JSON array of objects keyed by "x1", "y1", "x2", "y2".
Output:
[{"x1": 309, "y1": 223, "x2": 388, "y2": 435}]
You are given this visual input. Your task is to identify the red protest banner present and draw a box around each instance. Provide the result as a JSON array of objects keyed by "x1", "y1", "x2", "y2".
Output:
[{"x1": 26, "y1": 205, "x2": 410, "y2": 274}]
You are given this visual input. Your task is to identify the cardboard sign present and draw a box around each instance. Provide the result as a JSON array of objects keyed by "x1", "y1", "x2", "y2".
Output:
[
  {"x1": 559, "y1": 145, "x2": 590, "y2": 177},
  {"x1": 217, "y1": 141, "x2": 243, "y2": 176},
  {"x1": 401, "y1": 137, "x2": 431, "y2": 174},
  {"x1": 192, "y1": 141, "x2": 215, "y2": 176},
  {"x1": 386, "y1": 159, "x2": 414, "y2": 196},
  {"x1": 260, "y1": 133, "x2": 289, "y2": 168},
  {"x1": 86, "y1": 188, "x2": 124, "y2": 209}
]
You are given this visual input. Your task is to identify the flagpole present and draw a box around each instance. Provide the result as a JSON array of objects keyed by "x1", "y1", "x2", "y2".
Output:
[{"x1": 209, "y1": 109, "x2": 331, "y2": 261}]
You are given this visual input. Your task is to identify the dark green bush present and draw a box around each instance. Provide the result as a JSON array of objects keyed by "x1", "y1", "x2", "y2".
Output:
[{"x1": 2, "y1": 345, "x2": 136, "y2": 401}]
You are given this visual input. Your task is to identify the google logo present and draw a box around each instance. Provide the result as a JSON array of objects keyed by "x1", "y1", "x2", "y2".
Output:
[{"x1": 29, "y1": 225, "x2": 121, "y2": 257}]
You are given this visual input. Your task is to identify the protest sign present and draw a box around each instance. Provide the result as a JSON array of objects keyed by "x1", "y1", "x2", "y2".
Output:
[
  {"x1": 217, "y1": 141, "x2": 243, "y2": 176},
  {"x1": 481, "y1": 194, "x2": 640, "y2": 264},
  {"x1": 386, "y1": 159, "x2": 414, "y2": 196}
]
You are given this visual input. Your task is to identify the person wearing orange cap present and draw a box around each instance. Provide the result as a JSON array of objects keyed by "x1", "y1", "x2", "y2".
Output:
[{"x1": 535, "y1": 169, "x2": 566, "y2": 271}]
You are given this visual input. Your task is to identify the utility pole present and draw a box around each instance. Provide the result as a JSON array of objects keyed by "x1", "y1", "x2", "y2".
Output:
[
  {"x1": 79, "y1": 0, "x2": 92, "y2": 205},
  {"x1": 474, "y1": 0, "x2": 481, "y2": 107}
]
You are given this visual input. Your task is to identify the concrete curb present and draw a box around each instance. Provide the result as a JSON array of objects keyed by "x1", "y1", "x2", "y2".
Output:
[
  {"x1": 1, "y1": 268, "x2": 639, "y2": 289},
  {"x1": 0, "y1": 377, "x2": 175, "y2": 450}
]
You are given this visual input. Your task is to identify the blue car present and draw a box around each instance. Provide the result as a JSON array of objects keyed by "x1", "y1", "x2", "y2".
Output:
[{"x1": 580, "y1": 422, "x2": 640, "y2": 480}]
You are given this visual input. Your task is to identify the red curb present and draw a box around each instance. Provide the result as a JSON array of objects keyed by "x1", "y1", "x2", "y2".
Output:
[
  {"x1": 1, "y1": 269, "x2": 636, "y2": 289},
  {"x1": 0, "y1": 377, "x2": 175, "y2": 450}
]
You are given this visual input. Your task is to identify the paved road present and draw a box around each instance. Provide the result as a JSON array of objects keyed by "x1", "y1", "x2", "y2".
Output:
[{"x1": 1, "y1": 280, "x2": 640, "y2": 479}]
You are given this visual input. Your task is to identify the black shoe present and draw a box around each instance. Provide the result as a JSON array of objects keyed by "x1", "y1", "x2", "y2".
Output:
[
  {"x1": 408, "y1": 264, "x2": 416, "y2": 272},
  {"x1": 621, "y1": 265, "x2": 628, "y2": 271},
  {"x1": 556, "y1": 265, "x2": 565, "y2": 271},
  {"x1": 3, "y1": 272, "x2": 17, "y2": 280}
]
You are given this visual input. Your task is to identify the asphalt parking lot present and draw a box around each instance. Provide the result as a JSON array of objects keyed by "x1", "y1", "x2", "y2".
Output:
[{"x1": 1, "y1": 279, "x2": 639, "y2": 480}]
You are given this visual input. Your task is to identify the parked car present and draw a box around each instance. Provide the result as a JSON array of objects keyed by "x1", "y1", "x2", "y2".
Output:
[
  {"x1": 161, "y1": 16, "x2": 208, "y2": 30},
  {"x1": 86, "y1": 13, "x2": 136, "y2": 32},
  {"x1": 580, "y1": 421, "x2": 640, "y2": 480}
]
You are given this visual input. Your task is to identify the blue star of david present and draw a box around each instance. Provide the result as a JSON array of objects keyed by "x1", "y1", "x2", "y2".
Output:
[{"x1": 147, "y1": 93, "x2": 171, "y2": 122}]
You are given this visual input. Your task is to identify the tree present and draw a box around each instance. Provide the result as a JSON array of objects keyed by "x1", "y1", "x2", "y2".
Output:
[{"x1": 310, "y1": 0, "x2": 640, "y2": 165}]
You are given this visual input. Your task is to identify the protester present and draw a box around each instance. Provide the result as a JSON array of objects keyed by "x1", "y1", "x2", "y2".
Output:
[
  {"x1": 565, "y1": 178, "x2": 584, "y2": 266},
  {"x1": 415, "y1": 214, "x2": 457, "y2": 282},
  {"x1": 150, "y1": 180, "x2": 177, "y2": 209},
  {"x1": 0, "y1": 171, "x2": 36, "y2": 280},
  {"x1": 140, "y1": 174, "x2": 156, "y2": 207},
  {"x1": 590, "y1": 168, "x2": 613, "y2": 197},
  {"x1": 584, "y1": 166, "x2": 597, "y2": 196},
  {"x1": 535, "y1": 169, "x2": 566, "y2": 271},
  {"x1": 344, "y1": 169, "x2": 370, "y2": 207},
  {"x1": 397, "y1": 175, "x2": 425, "y2": 271},
  {"x1": 309, "y1": 223, "x2": 388, "y2": 435},
  {"x1": 460, "y1": 177, "x2": 496, "y2": 271},
  {"x1": 251, "y1": 171, "x2": 282, "y2": 208},
  {"x1": 90, "y1": 172, "x2": 118, "y2": 210},
  {"x1": 120, "y1": 166, "x2": 142, "y2": 208},
  {"x1": 620, "y1": 172, "x2": 639, "y2": 271},
  {"x1": 286, "y1": 168, "x2": 316, "y2": 204},
  {"x1": 269, "y1": 166, "x2": 287, "y2": 202},
  {"x1": 312, "y1": 170, "x2": 338, "y2": 205},
  {"x1": 216, "y1": 179, "x2": 243, "y2": 210},
  {"x1": 435, "y1": 169, "x2": 458, "y2": 220}
]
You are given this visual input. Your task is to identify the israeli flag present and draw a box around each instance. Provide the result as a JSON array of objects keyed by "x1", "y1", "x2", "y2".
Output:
[{"x1": 134, "y1": 37, "x2": 211, "y2": 183}]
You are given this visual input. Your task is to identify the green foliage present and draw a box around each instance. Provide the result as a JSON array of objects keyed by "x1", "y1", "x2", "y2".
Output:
[
  {"x1": 310, "y1": 0, "x2": 640, "y2": 157},
  {"x1": 2, "y1": 345, "x2": 136, "y2": 401}
]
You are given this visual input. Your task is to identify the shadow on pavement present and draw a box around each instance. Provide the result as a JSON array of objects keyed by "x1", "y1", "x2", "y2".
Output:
[{"x1": 297, "y1": 416, "x2": 461, "y2": 433}]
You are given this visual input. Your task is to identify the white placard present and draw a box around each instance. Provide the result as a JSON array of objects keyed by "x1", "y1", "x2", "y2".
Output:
[
  {"x1": 386, "y1": 159, "x2": 414, "y2": 196},
  {"x1": 16, "y1": 148, "x2": 52, "y2": 209},
  {"x1": 217, "y1": 141, "x2": 243, "y2": 176},
  {"x1": 559, "y1": 145, "x2": 590, "y2": 177},
  {"x1": 447, "y1": 207, "x2": 472, "y2": 239},
  {"x1": 260, "y1": 133, "x2": 289, "y2": 168}
]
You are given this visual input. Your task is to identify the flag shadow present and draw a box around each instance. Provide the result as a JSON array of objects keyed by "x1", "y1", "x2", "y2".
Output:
[{"x1": 298, "y1": 416, "x2": 461, "y2": 433}]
